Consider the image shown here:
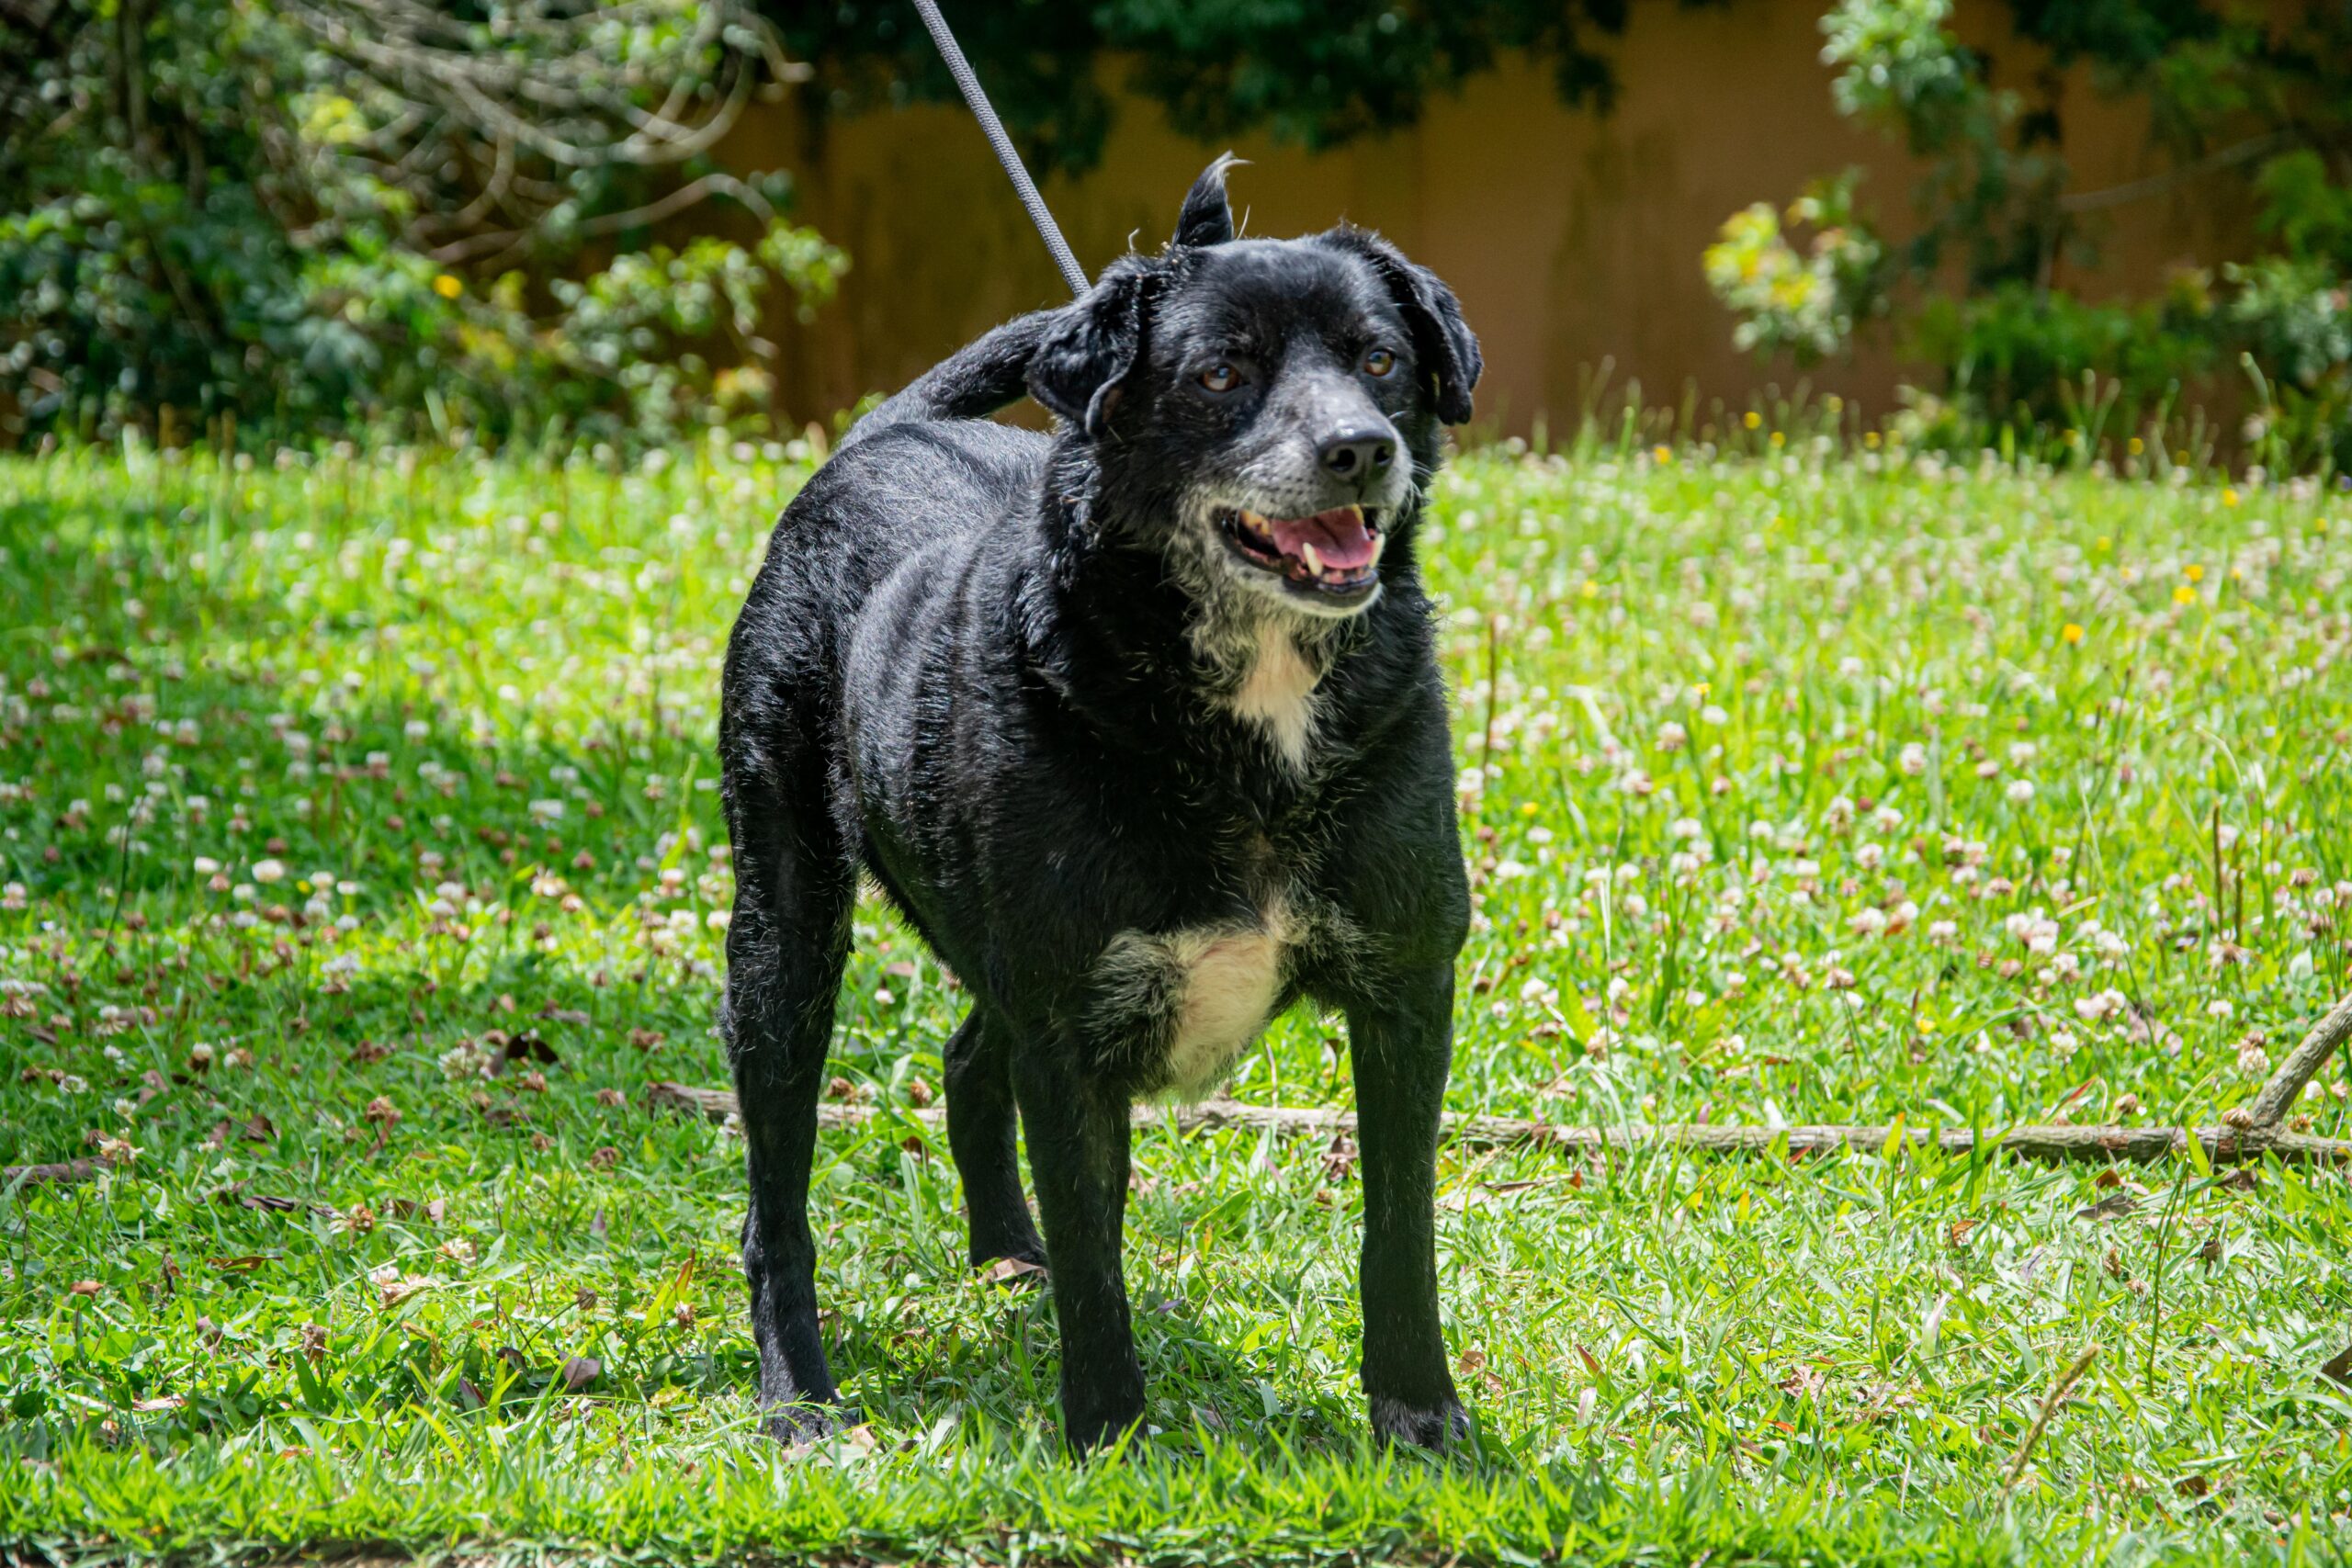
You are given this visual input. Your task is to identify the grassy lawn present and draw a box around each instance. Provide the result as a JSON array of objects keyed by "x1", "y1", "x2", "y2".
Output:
[{"x1": 2, "y1": 433, "x2": 2349, "y2": 1565}]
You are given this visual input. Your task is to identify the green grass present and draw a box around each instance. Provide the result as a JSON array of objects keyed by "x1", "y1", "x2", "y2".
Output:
[{"x1": 2, "y1": 433, "x2": 2349, "y2": 1565}]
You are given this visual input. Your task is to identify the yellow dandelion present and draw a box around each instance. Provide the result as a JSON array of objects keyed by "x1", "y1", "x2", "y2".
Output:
[
  {"x1": 433, "y1": 275, "x2": 463, "y2": 300},
  {"x1": 1864, "y1": 431, "x2": 1882, "y2": 449},
  {"x1": 2222, "y1": 487, "x2": 2239, "y2": 507},
  {"x1": 1694, "y1": 682, "x2": 1711, "y2": 698},
  {"x1": 2173, "y1": 584, "x2": 2197, "y2": 605},
  {"x1": 2062, "y1": 623, "x2": 2084, "y2": 645},
  {"x1": 1653, "y1": 445, "x2": 1673, "y2": 465},
  {"x1": 1580, "y1": 579, "x2": 1599, "y2": 600},
  {"x1": 1744, "y1": 411, "x2": 1761, "y2": 431},
  {"x1": 2127, "y1": 436, "x2": 2144, "y2": 456},
  {"x1": 1520, "y1": 801, "x2": 1540, "y2": 818},
  {"x1": 2185, "y1": 563, "x2": 2204, "y2": 582},
  {"x1": 1769, "y1": 430, "x2": 1785, "y2": 447}
]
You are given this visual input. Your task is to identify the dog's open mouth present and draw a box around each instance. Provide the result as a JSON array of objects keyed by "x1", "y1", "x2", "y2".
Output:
[{"x1": 1216, "y1": 504, "x2": 1384, "y2": 598}]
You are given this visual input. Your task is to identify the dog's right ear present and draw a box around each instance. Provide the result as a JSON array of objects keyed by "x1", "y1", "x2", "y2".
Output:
[
  {"x1": 1028, "y1": 256, "x2": 1156, "y2": 440},
  {"x1": 1172, "y1": 152, "x2": 1241, "y2": 248}
]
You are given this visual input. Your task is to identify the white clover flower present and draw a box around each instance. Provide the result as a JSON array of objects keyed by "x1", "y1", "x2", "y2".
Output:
[
  {"x1": 1898, "y1": 743, "x2": 1928, "y2": 775},
  {"x1": 193, "y1": 856, "x2": 220, "y2": 875},
  {"x1": 2005, "y1": 779, "x2": 2036, "y2": 805},
  {"x1": 252, "y1": 859, "x2": 287, "y2": 885}
]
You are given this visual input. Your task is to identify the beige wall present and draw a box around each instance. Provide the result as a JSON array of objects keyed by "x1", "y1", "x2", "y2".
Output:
[{"x1": 738, "y1": 1, "x2": 2262, "y2": 434}]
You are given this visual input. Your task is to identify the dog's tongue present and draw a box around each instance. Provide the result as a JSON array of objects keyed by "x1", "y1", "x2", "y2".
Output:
[{"x1": 1269, "y1": 507, "x2": 1377, "y2": 570}]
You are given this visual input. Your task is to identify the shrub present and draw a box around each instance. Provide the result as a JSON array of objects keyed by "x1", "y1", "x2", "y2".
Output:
[{"x1": 0, "y1": 0, "x2": 845, "y2": 447}]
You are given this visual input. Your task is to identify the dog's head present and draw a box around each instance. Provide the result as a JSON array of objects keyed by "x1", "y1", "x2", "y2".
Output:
[{"x1": 1028, "y1": 156, "x2": 1480, "y2": 620}]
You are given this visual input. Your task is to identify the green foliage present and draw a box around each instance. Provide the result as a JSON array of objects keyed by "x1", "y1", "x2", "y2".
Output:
[
  {"x1": 0, "y1": 0, "x2": 845, "y2": 447},
  {"x1": 1708, "y1": 0, "x2": 2352, "y2": 470},
  {"x1": 779, "y1": 0, "x2": 1675, "y2": 175},
  {"x1": 1702, "y1": 173, "x2": 1888, "y2": 363},
  {"x1": 3, "y1": 442, "x2": 2349, "y2": 1560}
]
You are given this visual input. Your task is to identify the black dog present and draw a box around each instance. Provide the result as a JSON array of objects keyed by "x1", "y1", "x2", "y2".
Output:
[{"x1": 718, "y1": 156, "x2": 1480, "y2": 1452}]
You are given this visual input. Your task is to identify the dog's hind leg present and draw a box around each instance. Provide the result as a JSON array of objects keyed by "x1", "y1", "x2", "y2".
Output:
[
  {"x1": 944, "y1": 1007, "x2": 1046, "y2": 1268},
  {"x1": 1012, "y1": 1048, "x2": 1146, "y2": 1450},
  {"x1": 720, "y1": 769, "x2": 855, "y2": 1443}
]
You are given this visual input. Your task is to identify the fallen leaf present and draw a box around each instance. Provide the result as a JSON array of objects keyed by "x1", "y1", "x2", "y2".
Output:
[
  {"x1": 540, "y1": 1007, "x2": 593, "y2": 1027},
  {"x1": 2074, "y1": 1192, "x2": 2140, "y2": 1223},
  {"x1": 560, "y1": 1356, "x2": 601, "y2": 1392},
  {"x1": 131, "y1": 1395, "x2": 185, "y2": 1413},
  {"x1": 980, "y1": 1256, "x2": 1046, "y2": 1285},
  {"x1": 1577, "y1": 1343, "x2": 1603, "y2": 1377},
  {"x1": 2322, "y1": 1345, "x2": 2352, "y2": 1387},
  {"x1": 207, "y1": 1254, "x2": 277, "y2": 1273},
  {"x1": 503, "y1": 1031, "x2": 559, "y2": 1066}
]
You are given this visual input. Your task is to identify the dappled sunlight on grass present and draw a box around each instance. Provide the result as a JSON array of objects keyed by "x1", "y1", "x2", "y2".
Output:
[{"x1": 0, "y1": 439, "x2": 2348, "y2": 1562}]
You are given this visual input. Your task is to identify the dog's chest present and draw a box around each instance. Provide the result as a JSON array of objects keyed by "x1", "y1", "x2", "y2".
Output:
[
  {"x1": 1216, "y1": 623, "x2": 1322, "y2": 772},
  {"x1": 1090, "y1": 891, "x2": 1297, "y2": 1100}
]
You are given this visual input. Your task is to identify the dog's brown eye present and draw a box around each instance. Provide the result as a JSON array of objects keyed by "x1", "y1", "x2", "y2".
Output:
[
  {"x1": 1199, "y1": 363, "x2": 1240, "y2": 393},
  {"x1": 1363, "y1": 347, "x2": 1396, "y2": 378}
]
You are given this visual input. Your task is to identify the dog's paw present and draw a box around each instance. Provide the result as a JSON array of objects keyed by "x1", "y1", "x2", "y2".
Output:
[
  {"x1": 1369, "y1": 1393, "x2": 1472, "y2": 1451},
  {"x1": 760, "y1": 1395, "x2": 855, "y2": 1447}
]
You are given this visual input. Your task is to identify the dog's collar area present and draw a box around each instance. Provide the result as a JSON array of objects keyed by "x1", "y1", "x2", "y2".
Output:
[{"x1": 1216, "y1": 503, "x2": 1385, "y2": 602}]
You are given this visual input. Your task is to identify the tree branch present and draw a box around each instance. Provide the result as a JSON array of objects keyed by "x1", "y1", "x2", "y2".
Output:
[
  {"x1": 2247, "y1": 993, "x2": 2352, "y2": 1128},
  {"x1": 642, "y1": 1080, "x2": 2352, "y2": 1165}
]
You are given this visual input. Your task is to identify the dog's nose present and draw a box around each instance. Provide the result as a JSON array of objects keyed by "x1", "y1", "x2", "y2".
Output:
[{"x1": 1317, "y1": 431, "x2": 1395, "y2": 483}]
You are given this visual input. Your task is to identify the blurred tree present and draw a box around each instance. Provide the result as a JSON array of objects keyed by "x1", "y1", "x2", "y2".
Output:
[
  {"x1": 1705, "y1": 0, "x2": 2352, "y2": 468},
  {"x1": 0, "y1": 0, "x2": 845, "y2": 446},
  {"x1": 777, "y1": 0, "x2": 1661, "y2": 175}
]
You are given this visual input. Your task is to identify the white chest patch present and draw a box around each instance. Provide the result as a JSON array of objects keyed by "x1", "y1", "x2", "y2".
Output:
[
  {"x1": 1096, "y1": 897, "x2": 1295, "y2": 1100},
  {"x1": 1221, "y1": 623, "x2": 1320, "y2": 772}
]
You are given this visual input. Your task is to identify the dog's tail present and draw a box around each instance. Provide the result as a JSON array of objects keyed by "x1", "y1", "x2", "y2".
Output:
[{"x1": 839, "y1": 309, "x2": 1056, "y2": 449}]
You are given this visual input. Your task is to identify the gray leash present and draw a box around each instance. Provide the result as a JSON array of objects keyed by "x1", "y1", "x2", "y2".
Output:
[{"x1": 910, "y1": 0, "x2": 1091, "y2": 298}]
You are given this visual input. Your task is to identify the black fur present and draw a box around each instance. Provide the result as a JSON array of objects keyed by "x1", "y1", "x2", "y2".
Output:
[{"x1": 718, "y1": 158, "x2": 1481, "y2": 1453}]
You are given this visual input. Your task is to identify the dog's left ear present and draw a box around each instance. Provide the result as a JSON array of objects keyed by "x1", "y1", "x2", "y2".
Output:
[
  {"x1": 1172, "y1": 152, "x2": 1242, "y2": 248},
  {"x1": 1028, "y1": 255, "x2": 1157, "y2": 440},
  {"x1": 1317, "y1": 228, "x2": 1482, "y2": 426}
]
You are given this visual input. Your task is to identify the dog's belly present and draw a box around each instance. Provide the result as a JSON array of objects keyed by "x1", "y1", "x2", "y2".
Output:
[{"x1": 1091, "y1": 899, "x2": 1295, "y2": 1100}]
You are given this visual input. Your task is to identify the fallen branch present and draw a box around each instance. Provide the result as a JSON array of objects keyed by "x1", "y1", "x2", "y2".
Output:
[
  {"x1": 2247, "y1": 993, "x2": 2352, "y2": 1128},
  {"x1": 1, "y1": 1157, "x2": 101, "y2": 1189},
  {"x1": 2004, "y1": 1341, "x2": 2100, "y2": 1494},
  {"x1": 646, "y1": 1079, "x2": 2352, "y2": 1166}
]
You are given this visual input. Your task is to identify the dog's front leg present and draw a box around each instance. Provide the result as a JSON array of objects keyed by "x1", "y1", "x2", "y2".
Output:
[
  {"x1": 1349, "y1": 964, "x2": 1469, "y2": 1449},
  {"x1": 1012, "y1": 1048, "x2": 1145, "y2": 1451}
]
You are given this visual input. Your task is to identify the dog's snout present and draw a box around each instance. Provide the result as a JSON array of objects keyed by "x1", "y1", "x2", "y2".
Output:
[{"x1": 1317, "y1": 430, "x2": 1396, "y2": 484}]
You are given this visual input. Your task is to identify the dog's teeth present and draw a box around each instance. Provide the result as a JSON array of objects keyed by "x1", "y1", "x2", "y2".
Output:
[{"x1": 1300, "y1": 542, "x2": 1324, "y2": 576}]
